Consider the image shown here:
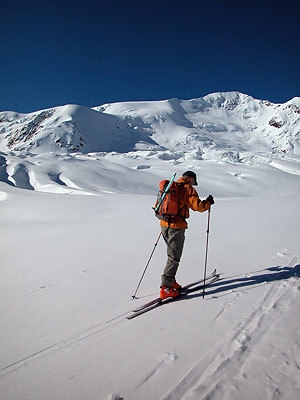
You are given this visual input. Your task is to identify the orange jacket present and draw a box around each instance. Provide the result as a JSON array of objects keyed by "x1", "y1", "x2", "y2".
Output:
[{"x1": 159, "y1": 176, "x2": 210, "y2": 229}]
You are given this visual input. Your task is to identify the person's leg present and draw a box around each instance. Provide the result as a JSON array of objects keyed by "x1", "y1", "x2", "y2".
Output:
[{"x1": 161, "y1": 227, "x2": 185, "y2": 287}]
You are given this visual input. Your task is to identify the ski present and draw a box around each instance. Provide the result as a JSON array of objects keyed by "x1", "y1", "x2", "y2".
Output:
[
  {"x1": 131, "y1": 269, "x2": 218, "y2": 313},
  {"x1": 127, "y1": 272, "x2": 220, "y2": 320}
]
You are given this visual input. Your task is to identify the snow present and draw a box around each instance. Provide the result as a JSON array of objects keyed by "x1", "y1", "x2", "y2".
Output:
[{"x1": 0, "y1": 93, "x2": 300, "y2": 399}]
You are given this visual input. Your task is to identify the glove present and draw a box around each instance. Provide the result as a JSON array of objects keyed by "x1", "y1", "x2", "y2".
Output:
[{"x1": 206, "y1": 195, "x2": 214, "y2": 205}]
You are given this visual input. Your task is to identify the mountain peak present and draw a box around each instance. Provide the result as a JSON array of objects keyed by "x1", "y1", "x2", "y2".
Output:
[{"x1": 0, "y1": 92, "x2": 299, "y2": 157}]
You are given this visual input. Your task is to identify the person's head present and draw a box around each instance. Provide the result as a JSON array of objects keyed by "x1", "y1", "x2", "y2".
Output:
[{"x1": 182, "y1": 171, "x2": 198, "y2": 186}]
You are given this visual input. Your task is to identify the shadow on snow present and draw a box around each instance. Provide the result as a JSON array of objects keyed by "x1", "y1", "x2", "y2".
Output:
[{"x1": 190, "y1": 264, "x2": 300, "y2": 299}]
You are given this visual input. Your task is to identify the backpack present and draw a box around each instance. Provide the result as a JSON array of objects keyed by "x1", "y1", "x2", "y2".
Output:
[{"x1": 154, "y1": 180, "x2": 186, "y2": 223}]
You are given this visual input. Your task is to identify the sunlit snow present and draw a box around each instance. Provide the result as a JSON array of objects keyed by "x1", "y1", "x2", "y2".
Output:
[{"x1": 0, "y1": 92, "x2": 299, "y2": 400}]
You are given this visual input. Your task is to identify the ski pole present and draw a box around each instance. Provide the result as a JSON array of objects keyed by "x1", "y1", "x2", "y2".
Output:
[
  {"x1": 202, "y1": 207, "x2": 211, "y2": 298},
  {"x1": 132, "y1": 231, "x2": 162, "y2": 299}
]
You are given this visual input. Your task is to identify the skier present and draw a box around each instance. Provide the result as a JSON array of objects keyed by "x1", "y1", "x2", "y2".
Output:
[{"x1": 159, "y1": 171, "x2": 214, "y2": 299}]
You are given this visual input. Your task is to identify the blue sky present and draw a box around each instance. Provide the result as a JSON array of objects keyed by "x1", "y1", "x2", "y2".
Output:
[{"x1": 1, "y1": 1, "x2": 299, "y2": 113}]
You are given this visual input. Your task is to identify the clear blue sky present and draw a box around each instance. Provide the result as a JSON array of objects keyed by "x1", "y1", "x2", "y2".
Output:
[{"x1": 1, "y1": 0, "x2": 299, "y2": 113}]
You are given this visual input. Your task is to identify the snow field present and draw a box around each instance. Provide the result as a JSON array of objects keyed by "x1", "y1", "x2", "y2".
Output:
[{"x1": 0, "y1": 181, "x2": 299, "y2": 400}]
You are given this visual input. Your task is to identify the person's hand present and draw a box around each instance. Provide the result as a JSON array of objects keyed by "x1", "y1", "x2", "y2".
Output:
[{"x1": 206, "y1": 195, "x2": 214, "y2": 205}]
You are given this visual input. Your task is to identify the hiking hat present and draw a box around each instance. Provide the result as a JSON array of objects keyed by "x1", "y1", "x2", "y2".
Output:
[{"x1": 182, "y1": 171, "x2": 198, "y2": 185}]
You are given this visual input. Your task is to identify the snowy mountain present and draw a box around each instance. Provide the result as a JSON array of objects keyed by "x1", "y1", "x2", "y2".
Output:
[
  {"x1": 0, "y1": 91, "x2": 299, "y2": 196},
  {"x1": 95, "y1": 92, "x2": 300, "y2": 156},
  {"x1": 1, "y1": 92, "x2": 300, "y2": 156},
  {"x1": 1, "y1": 92, "x2": 300, "y2": 400}
]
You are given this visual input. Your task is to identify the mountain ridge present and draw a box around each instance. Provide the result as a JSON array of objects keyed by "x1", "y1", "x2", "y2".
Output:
[
  {"x1": 1, "y1": 91, "x2": 299, "y2": 156},
  {"x1": 0, "y1": 91, "x2": 299, "y2": 195}
]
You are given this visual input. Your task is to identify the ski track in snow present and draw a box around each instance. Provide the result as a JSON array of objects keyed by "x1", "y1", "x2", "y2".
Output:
[
  {"x1": 0, "y1": 312, "x2": 129, "y2": 376},
  {"x1": 159, "y1": 276, "x2": 300, "y2": 400},
  {"x1": 135, "y1": 352, "x2": 178, "y2": 390},
  {"x1": 1, "y1": 258, "x2": 299, "y2": 400},
  {"x1": 0, "y1": 268, "x2": 89, "y2": 311}
]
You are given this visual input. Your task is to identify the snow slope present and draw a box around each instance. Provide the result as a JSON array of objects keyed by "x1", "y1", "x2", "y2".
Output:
[
  {"x1": 0, "y1": 92, "x2": 300, "y2": 399},
  {"x1": 0, "y1": 173, "x2": 300, "y2": 400}
]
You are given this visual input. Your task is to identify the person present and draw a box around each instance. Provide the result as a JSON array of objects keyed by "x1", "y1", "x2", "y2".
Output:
[{"x1": 159, "y1": 171, "x2": 214, "y2": 299}]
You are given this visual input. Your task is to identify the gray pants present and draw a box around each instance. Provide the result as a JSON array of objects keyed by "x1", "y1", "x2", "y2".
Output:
[{"x1": 161, "y1": 226, "x2": 185, "y2": 287}]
